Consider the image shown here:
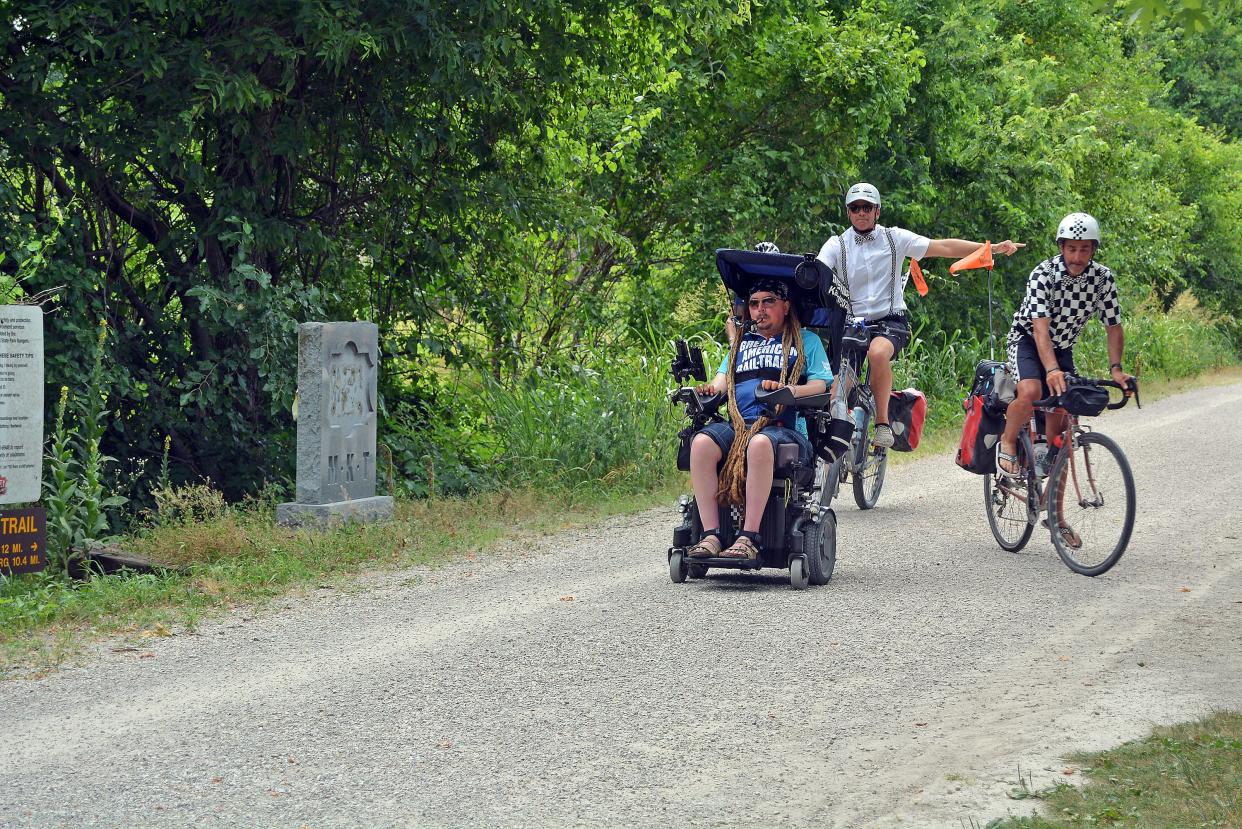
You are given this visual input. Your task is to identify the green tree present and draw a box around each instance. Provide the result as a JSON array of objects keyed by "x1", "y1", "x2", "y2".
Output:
[{"x1": 0, "y1": 0, "x2": 645, "y2": 495}]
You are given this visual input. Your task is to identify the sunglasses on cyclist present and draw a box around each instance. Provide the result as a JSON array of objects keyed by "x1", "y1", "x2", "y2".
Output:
[
  {"x1": 847, "y1": 203, "x2": 877, "y2": 214},
  {"x1": 747, "y1": 295, "x2": 783, "y2": 309}
]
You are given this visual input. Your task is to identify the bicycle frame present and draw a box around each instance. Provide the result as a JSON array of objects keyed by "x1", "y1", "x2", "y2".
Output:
[
  {"x1": 992, "y1": 410, "x2": 1084, "y2": 526},
  {"x1": 994, "y1": 377, "x2": 1134, "y2": 522},
  {"x1": 827, "y1": 331, "x2": 874, "y2": 472}
]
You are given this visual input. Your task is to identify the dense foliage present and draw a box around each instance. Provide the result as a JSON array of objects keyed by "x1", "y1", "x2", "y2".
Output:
[{"x1": 1, "y1": 0, "x2": 1239, "y2": 506}]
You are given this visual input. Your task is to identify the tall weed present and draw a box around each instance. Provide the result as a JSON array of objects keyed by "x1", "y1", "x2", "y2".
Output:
[
  {"x1": 484, "y1": 346, "x2": 682, "y2": 495},
  {"x1": 1075, "y1": 293, "x2": 1234, "y2": 378},
  {"x1": 383, "y1": 404, "x2": 498, "y2": 499},
  {"x1": 893, "y1": 323, "x2": 988, "y2": 427},
  {"x1": 39, "y1": 322, "x2": 127, "y2": 577}
]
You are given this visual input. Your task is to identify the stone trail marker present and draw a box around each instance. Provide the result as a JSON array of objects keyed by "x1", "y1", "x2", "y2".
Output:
[
  {"x1": 277, "y1": 322, "x2": 393, "y2": 527},
  {"x1": 0, "y1": 305, "x2": 46, "y2": 574}
]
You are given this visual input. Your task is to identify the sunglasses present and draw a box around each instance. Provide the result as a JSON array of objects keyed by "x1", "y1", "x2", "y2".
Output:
[
  {"x1": 747, "y1": 295, "x2": 783, "y2": 309},
  {"x1": 847, "y1": 203, "x2": 877, "y2": 214}
]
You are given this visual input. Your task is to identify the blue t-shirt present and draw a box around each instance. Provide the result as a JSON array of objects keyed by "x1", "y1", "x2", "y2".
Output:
[{"x1": 717, "y1": 328, "x2": 834, "y2": 432}]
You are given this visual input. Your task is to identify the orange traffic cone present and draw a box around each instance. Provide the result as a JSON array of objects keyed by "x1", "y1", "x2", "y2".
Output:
[
  {"x1": 949, "y1": 241, "x2": 993, "y2": 273},
  {"x1": 908, "y1": 259, "x2": 929, "y2": 296}
]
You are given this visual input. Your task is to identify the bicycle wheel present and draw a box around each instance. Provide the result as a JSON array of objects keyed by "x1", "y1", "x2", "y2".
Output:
[
  {"x1": 983, "y1": 430, "x2": 1035, "y2": 552},
  {"x1": 852, "y1": 443, "x2": 887, "y2": 509},
  {"x1": 1046, "y1": 431, "x2": 1135, "y2": 576},
  {"x1": 817, "y1": 454, "x2": 845, "y2": 508}
]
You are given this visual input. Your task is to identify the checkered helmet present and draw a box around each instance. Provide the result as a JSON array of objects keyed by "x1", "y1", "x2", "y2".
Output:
[
  {"x1": 1056, "y1": 212, "x2": 1101, "y2": 247},
  {"x1": 753, "y1": 241, "x2": 780, "y2": 254}
]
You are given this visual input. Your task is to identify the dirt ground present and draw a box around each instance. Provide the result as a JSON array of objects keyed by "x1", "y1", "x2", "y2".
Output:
[{"x1": 3, "y1": 382, "x2": 1240, "y2": 828}]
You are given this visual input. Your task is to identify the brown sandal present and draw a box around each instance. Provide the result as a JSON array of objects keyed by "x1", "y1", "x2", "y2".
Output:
[
  {"x1": 1041, "y1": 517, "x2": 1082, "y2": 549},
  {"x1": 687, "y1": 534, "x2": 722, "y2": 558},
  {"x1": 1056, "y1": 525, "x2": 1082, "y2": 549},
  {"x1": 720, "y1": 535, "x2": 760, "y2": 560}
]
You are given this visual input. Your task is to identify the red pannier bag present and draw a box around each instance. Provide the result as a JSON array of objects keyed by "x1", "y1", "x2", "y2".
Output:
[
  {"x1": 956, "y1": 393, "x2": 1005, "y2": 474},
  {"x1": 888, "y1": 388, "x2": 926, "y2": 452}
]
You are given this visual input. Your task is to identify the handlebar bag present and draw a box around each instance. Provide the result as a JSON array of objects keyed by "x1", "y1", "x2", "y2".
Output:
[
  {"x1": 888, "y1": 388, "x2": 927, "y2": 452},
  {"x1": 676, "y1": 425, "x2": 695, "y2": 471},
  {"x1": 1057, "y1": 380, "x2": 1109, "y2": 416}
]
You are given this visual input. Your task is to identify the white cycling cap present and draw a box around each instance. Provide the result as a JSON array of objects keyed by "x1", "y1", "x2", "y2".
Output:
[{"x1": 845, "y1": 182, "x2": 881, "y2": 206}]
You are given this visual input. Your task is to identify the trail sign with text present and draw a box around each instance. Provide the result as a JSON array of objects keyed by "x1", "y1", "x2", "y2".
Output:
[
  {"x1": 0, "y1": 305, "x2": 43, "y2": 503},
  {"x1": 0, "y1": 507, "x2": 46, "y2": 574}
]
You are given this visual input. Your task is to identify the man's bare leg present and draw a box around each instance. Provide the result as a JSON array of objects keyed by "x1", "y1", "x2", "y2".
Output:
[
  {"x1": 689, "y1": 433, "x2": 723, "y2": 533},
  {"x1": 741, "y1": 434, "x2": 775, "y2": 533}
]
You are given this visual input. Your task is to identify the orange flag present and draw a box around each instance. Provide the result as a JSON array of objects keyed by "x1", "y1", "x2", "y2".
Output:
[
  {"x1": 949, "y1": 241, "x2": 993, "y2": 273},
  {"x1": 908, "y1": 259, "x2": 929, "y2": 296}
]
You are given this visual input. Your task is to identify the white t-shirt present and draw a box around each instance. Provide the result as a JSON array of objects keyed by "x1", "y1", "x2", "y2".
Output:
[{"x1": 815, "y1": 225, "x2": 930, "y2": 318}]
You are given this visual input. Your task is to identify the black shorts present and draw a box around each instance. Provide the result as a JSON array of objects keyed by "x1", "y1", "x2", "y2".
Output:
[
  {"x1": 697, "y1": 421, "x2": 813, "y2": 465},
  {"x1": 1008, "y1": 334, "x2": 1076, "y2": 395},
  {"x1": 868, "y1": 313, "x2": 910, "y2": 358}
]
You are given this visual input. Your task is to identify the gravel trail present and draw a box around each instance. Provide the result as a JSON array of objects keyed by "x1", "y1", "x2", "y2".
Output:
[{"x1": 4, "y1": 382, "x2": 1241, "y2": 828}]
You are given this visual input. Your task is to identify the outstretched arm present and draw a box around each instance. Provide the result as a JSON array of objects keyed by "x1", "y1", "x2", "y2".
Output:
[{"x1": 924, "y1": 238, "x2": 1025, "y2": 258}]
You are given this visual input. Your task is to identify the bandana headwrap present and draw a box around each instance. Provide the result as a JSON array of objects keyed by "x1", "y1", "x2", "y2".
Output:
[{"x1": 747, "y1": 278, "x2": 789, "y2": 300}]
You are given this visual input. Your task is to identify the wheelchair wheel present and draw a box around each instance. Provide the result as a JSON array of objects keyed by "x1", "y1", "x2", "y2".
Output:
[
  {"x1": 789, "y1": 555, "x2": 809, "y2": 590},
  {"x1": 669, "y1": 550, "x2": 688, "y2": 584},
  {"x1": 688, "y1": 563, "x2": 709, "y2": 579},
  {"x1": 803, "y1": 511, "x2": 837, "y2": 585}
]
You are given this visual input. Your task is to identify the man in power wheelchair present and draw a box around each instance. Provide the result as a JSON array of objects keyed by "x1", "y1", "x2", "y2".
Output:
[{"x1": 668, "y1": 247, "x2": 854, "y2": 590}]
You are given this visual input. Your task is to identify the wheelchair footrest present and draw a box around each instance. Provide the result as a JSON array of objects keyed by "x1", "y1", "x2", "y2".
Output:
[{"x1": 683, "y1": 555, "x2": 765, "y2": 570}]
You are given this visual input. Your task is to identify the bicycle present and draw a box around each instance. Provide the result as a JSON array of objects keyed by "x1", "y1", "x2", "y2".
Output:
[
  {"x1": 816, "y1": 318, "x2": 888, "y2": 510},
  {"x1": 983, "y1": 375, "x2": 1139, "y2": 576}
]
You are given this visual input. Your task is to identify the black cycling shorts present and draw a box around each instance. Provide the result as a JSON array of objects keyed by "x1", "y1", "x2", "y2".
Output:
[
  {"x1": 868, "y1": 313, "x2": 911, "y2": 359},
  {"x1": 1009, "y1": 333, "x2": 1077, "y2": 395}
]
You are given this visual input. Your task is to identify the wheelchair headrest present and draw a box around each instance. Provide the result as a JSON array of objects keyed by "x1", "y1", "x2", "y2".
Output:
[{"x1": 716, "y1": 248, "x2": 848, "y2": 364}]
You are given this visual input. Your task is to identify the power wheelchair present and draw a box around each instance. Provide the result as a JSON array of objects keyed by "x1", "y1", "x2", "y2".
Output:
[{"x1": 667, "y1": 248, "x2": 853, "y2": 590}]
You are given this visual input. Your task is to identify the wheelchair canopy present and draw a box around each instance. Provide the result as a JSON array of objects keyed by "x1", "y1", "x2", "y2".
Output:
[{"x1": 715, "y1": 248, "x2": 848, "y2": 368}]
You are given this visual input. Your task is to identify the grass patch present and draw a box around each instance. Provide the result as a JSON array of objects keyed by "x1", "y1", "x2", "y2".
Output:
[
  {"x1": 0, "y1": 482, "x2": 679, "y2": 679},
  {"x1": 992, "y1": 711, "x2": 1242, "y2": 828}
]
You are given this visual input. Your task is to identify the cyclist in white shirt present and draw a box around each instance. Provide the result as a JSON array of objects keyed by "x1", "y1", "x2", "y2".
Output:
[{"x1": 816, "y1": 182, "x2": 1024, "y2": 447}]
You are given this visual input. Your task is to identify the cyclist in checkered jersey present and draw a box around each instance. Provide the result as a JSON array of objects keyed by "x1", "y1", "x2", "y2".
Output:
[{"x1": 997, "y1": 212, "x2": 1136, "y2": 477}]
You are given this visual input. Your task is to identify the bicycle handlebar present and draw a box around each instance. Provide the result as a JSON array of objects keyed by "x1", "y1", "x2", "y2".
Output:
[
  {"x1": 1033, "y1": 377, "x2": 1140, "y2": 412},
  {"x1": 1102, "y1": 378, "x2": 1140, "y2": 410}
]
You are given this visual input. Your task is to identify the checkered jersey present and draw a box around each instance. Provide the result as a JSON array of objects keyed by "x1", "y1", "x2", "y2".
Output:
[{"x1": 1007, "y1": 255, "x2": 1121, "y2": 350}]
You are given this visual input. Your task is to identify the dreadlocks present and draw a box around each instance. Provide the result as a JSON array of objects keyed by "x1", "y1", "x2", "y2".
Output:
[{"x1": 716, "y1": 303, "x2": 806, "y2": 507}]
